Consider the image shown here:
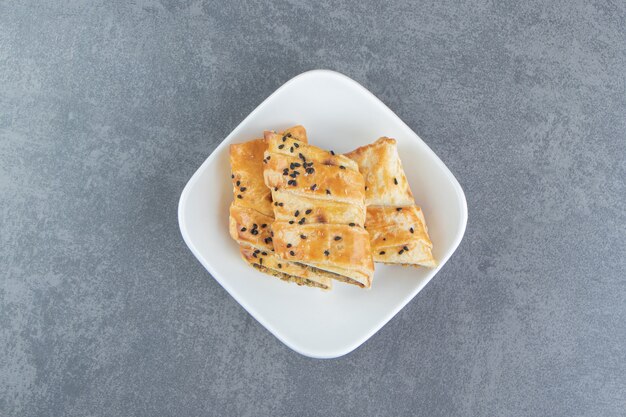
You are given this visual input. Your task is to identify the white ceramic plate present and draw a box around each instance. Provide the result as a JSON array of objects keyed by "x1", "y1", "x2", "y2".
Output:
[{"x1": 178, "y1": 70, "x2": 467, "y2": 359}]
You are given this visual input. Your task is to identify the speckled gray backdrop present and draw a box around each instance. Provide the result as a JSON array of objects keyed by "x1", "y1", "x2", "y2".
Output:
[{"x1": 1, "y1": 0, "x2": 625, "y2": 416}]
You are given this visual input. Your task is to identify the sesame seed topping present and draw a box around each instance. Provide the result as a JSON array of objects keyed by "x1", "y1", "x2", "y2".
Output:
[
  {"x1": 398, "y1": 249, "x2": 404, "y2": 255},
  {"x1": 330, "y1": 150, "x2": 335, "y2": 155},
  {"x1": 396, "y1": 207, "x2": 402, "y2": 211},
  {"x1": 231, "y1": 174, "x2": 234, "y2": 179},
  {"x1": 286, "y1": 243, "x2": 292, "y2": 248},
  {"x1": 306, "y1": 168, "x2": 315, "y2": 174},
  {"x1": 251, "y1": 230, "x2": 258, "y2": 235},
  {"x1": 277, "y1": 263, "x2": 282, "y2": 268},
  {"x1": 261, "y1": 223, "x2": 267, "y2": 228},
  {"x1": 264, "y1": 237, "x2": 272, "y2": 244},
  {"x1": 403, "y1": 246, "x2": 409, "y2": 251},
  {"x1": 339, "y1": 165, "x2": 346, "y2": 170},
  {"x1": 254, "y1": 249, "x2": 260, "y2": 254},
  {"x1": 334, "y1": 236, "x2": 342, "y2": 241},
  {"x1": 393, "y1": 177, "x2": 398, "y2": 185},
  {"x1": 300, "y1": 234, "x2": 307, "y2": 239},
  {"x1": 298, "y1": 217, "x2": 306, "y2": 225},
  {"x1": 262, "y1": 251, "x2": 268, "y2": 256},
  {"x1": 379, "y1": 251, "x2": 386, "y2": 255},
  {"x1": 293, "y1": 142, "x2": 299, "y2": 148},
  {"x1": 282, "y1": 136, "x2": 287, "y2": 142},
  {"x1": 326, "y1": 189, "x2": 331, "y2": 195},
  {"x1": 259, "y1": 258, "x2": 263, "y2": 265},
  {"x1": 289, "y1": 172, "x2": 297, "y2": 178},
  {"x1": 267, "y1": 156, "x2": 271, "y2": 160},
  {"x1": 236, "y1": 180, "x2": 240, "y2": 186},
  {"x1": 305, "y1": 209, "x2": 312, "y2": 214},
  {"x1": 274, "y1": 202, "x2": 278, "y2": 206},
  {"x1": 287, "y1": 180, "x2": 297, "y2": 186},
  {"x1": 311, "y1": 184, "x2": 317, "y2": 191},
  {"x1": 240, "y1": 227, "x2": 247, "y2": 232},
  {"x1": 365, "y1": 186, "x2": 368, "y2": 190},
  {"x1": 278, "y1": 202, "x2": 284, "y2": 207},
  {"x1": 298, "y1": 153, "x2": 305, "y2": 161},
  {"x1": 324, "y1": 250, "x2": 330, "y2": 256},
  {"x1": 410, "y1": 227, "x2": 414, "y2": 233},
  {"x1": 289, "y1": 220, "x2": 294, "y2": 224},
  {"x1": 294, "y1": 210, "x2": 300, "y2": 217},
  {"x1": 290, "y1": 146, "x2": 294, "y2": 152},
  {"x1": 349, "y1": 223, "x2": 355, "y2": 227},
  {"x1": 240, "y1": 187, "x2": 247, "y2": 192},
  {"x1": 237, "y1": 195, "x2": 243, "y2": 199},
  {"x1": 283, "y1": 169, "x2": 289, "y2": 176},
  {"x1": 278, "y1": 144, "x2": 285, "y2": 149},
  {"x1": 289, "y1": 250, "x2": 295, "y2": 256},
  {"x1": 274, "y1": 187, "x2": 278, "y2": 191}
]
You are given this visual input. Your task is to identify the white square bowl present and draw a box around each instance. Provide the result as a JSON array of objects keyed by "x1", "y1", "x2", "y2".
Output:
[{"x1": 178, "y1": 70, "x2": 467, "y2": 359}]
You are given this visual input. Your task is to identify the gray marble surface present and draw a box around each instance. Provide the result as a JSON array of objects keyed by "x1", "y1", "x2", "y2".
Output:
[{"x1": 1, "y1": 1, "x2": 625, "y2": 416}]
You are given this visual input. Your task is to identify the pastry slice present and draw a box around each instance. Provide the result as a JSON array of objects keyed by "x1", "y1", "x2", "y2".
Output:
[
  {"x1": 229, "y1": 126, "x2": 333, "y2": 289},
  {"x1": 264, "y1": 131, "x2": 374, "y2": 288},
  {"x1": 345, "y1": 137, "x2": 436, "y2": 267}
]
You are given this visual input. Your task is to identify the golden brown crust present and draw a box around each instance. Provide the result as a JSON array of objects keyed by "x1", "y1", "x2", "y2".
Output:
[
  {"x1": 345, "y1": 137, "x2": 414, "y2": 206},
  {"x1": 229, "y1": 138, "x2": 274, "y2": 217},
  {"x1": 346, "y1": 138, "x2": 436, "y2": 268},
  {"x1": 271, "y1": 222, "x2": 374, "y2": 288},
  {"x1": 228, "y1": 126, "x2": 337, "y2": 289},
  {"x1": 271, "y1": 190, "x2": 366, "y2": 226}
]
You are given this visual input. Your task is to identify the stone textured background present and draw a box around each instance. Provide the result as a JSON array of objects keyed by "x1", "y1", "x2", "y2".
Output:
[{"x1": 1, "y1": 1, "x2": 625, "y2": 416}]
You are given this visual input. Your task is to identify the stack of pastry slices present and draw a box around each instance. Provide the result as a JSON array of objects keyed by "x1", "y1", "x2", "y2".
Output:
[{"x1": 229, "y1": 126, "x2": 435, "y2": 290}]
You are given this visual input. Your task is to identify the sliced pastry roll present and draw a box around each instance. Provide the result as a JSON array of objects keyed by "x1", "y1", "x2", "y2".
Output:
[
  {"x1": 345, "y1": 137, "x2": 436, "y2": 268},
  {"x1": 263, "y1": 131, "x2": 374, "y2": 288},
  {"x1": 229, "y1": 126, "x2": 333, "y2": 289}
]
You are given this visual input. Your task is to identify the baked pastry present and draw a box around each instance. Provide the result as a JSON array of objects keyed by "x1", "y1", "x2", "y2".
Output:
[
  {"x1": 229, "y1": 126, "x2": 333, "y2": 289},
  {"x1": 345, "y1": 137, "x2": 436, "y2": 267},
  {"x1": 263, "y1": 131, "x2": 374, "y2": 287}
]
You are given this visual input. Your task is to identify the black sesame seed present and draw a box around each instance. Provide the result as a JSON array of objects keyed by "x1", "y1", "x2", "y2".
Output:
[
  {"x1": 310, "y1": 184, "x2": 317, "y2": 191},
  {"x1": 289, "y1": 172, "x2": 297, "y2": 178},
  {"x1": 236, "y1": 180, "x2": 240, "y2": 186},
  {"x1": 393, "y1": 177, "x2": 398, "y2": 185},
  {"x1": 349, "y1": 223, "x2": 355, "y2": 227},
  {"x1": 241, "y1": 227, "x2": 247, "y2": 232},
  {"x1": 396, "y1": 207, "x2": 402, "y2": 211},
  {"x1": 326, "y1": 189, "x2": 331, "y2": 195},
  {"x1": 294, "y1": 210, "x2": 300, "y2": 217},
  {"x1": 278, "y1": 202, "x2": 284, "y2": 207},
  {"x1": 293, "y1": 171, "x2": 300, "y2": 176},
  {"x1": 293, "y1": 142, "x2": 299, "y2": 148},
  {"x1": 379, "y1": 251, "x2": 386, "y2": 255},
  {"x1": 277, "y1": 263, "x2": 282, "y2": 268},
  {"x1": 410, "y1": 227, "x2": 414, "y2": 233},
  {"x1": 339, "y1": 165, "x2": 346, "y2": 170},
  {"x1": 278, "y1": 144, "x2": 285, "y2": 149},
  {"x1": 286, "y1": 133, "x2": 292, "y2": 138},
  {"x1": 252, "y1": 223, "x2": 258, "y2": 229},
  {"x1": 305, "y1": 209, "x2": 312, "y2": 215},
  {"x1": 261, "y1": 223, "x2": 267, "y2": 228},
  {"x1": 251, "y1": 229, "x2": 258, "y2": 235},
  {"x1": 271, "y1": 231, "x2": 274, "y2": 237},
  {"x1": 264, "y1": 237, "x2": 272, "y2": 244},
  {"x1": 259, "y1": 258, "x2": 263, "y2": 265},
  {"x1": 274, "y1": 202, "x2": 278, "y2": 206},
  {"x1": 306, "y1": 168, "x2": 315, "y2": 174},
  {"x1": 290, "y1": 147, "x2": 294, "y2": 153},
  {"x1": 298, "y1": 217, "x2": 306, "y2": 225},
  {"x1": 274, "y1": 187, "x2": 278, "y2": 191},
  {"x1": 231, "y1": 174, "x2": 234, "y2": 179},
  {"x1": 298, "y1": 153, "x2": 305, "y2": 161},
  {"x1": 289, "y1": 250, "x2": 295, "y2": 256},
  {"x1": 267, "y1": 156, "x2": 271, "y2": 160},
  {"x1": 254, "y1": 249, "x2": 260, "y2": 254},
  {"x1": 293, "y1": 162, "x2": 301, "y2": 167},
  {"x1": 383, "y1": 237, "x2": 387, "y2": 241},
  {"x1": 330, "y1": 150, "x2": 335, "y2": 155},
  {"x1": 403, "y1": 246, "x2": 409, "y2": 251},
  {"x1": 283, "y1": 168, "x2": 289, "y2": 176},
  {"x1": 240, "y1": 187, "x2": 247, "y2": 192},
  {"x1": 334, "y1": 236, "x2": 342, "y2": 241},
  {"x1": 398, "y1": 249, "x2": 404, "y2": 255},
  {"x1": 282, "y1": 136, "x2": 287, "y2": 142},
  {"x1": 237, "y1": 194, "x2": 243, "y2": 199},
  {"x1": 252, "y1": 252, "x2": 257, "y2": 258},
  {"x1": 324, "y1": 250, "x2": 330, "y2": 256},
  {"x1": 289, "y1": 220, "x2": 294, "y2": 224},
  {"x1": 365, "y1": 186, "x2": 368, "y2": 190},
  {"x1": 262, "y1": 251, "x2": 268, "y2": 256},
  {"x1": 286, "y1": 243, "x2": 292, "y2": 248},
  {"x1": 300, "y1": 234, "x2": 307, "y2": 239}
]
